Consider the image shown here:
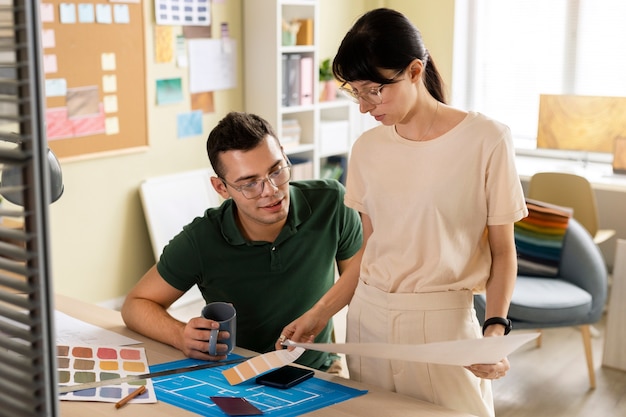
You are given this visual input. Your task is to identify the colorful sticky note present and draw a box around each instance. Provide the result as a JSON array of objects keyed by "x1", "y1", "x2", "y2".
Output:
[
  {"x1": 45, "y1": 78, "x2": 67, "y2": 97},
  {"x1": 40, "y1": 3, "x2": 55, "y2": 22},
  {"x1": 43, "y1": 54, "x2": 57, "y2": 74},
  {"x1": 105, "y1": 117, "x2": 120, "y2": 135},
  {"x1": 95, "y1": 4, "x2": 112, "y2": 24},
  {"x1": 102, "y1": 74, "x2": 117, "y2": 93},
  {"x1": 177, "y1": 111, "x2": 203, "y2": 138},
  {"x1": 59, "y1": 3, "x2": 76, "y2": 24},
  {"x1": 113, "y1": 4, "x2": 130, "y2": 24},
  {"x1": 156, "y1": 78, "x2": 183, "y2": 105},
  {"x1": 41, "y1": 29, "x2": 55, "y2": 48},
  {"x1": 101, "y1": 53, "x2": 116, "y2": 71},
  {"x1": 78, "y1": 3, "x2": 95, "y2": 23},
  {"x1": 103, "y1": 95, "x2": 118, "y2": 113}
]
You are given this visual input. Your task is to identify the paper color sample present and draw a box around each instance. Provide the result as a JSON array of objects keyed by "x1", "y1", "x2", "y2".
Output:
[
  {"x1": 58, "y1": 345, "x2": 156, "y2": 404},
  {"x1": 284, "y1": 333, "x2": 539, "y2": 367},
  {"x1": 222, "y1": 347, "x2": 305, "y2": 385}
]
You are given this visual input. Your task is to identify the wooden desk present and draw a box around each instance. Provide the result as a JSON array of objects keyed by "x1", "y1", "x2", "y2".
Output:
[{"x1": 55, "y1": 295, "x2": 474, "y2": 417}]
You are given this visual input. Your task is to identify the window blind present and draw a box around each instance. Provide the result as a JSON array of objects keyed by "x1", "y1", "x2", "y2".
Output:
[{"x1": 0, "y1": 0, "x2": 59, "y2": 415}]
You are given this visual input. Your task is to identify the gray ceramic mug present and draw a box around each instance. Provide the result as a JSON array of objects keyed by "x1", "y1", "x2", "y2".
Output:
[{"x1": 201, "y1": 302, "x2": 237, "y2": 356}]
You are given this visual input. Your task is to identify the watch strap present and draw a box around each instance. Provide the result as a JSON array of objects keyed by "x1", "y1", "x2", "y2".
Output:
[{"x1": 482, "y1": 317, "x2": 512, "y2": 335}]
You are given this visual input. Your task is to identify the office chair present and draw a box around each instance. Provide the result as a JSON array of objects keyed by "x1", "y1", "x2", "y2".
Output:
[
  {"x1": 475, "y1": 217, "x2": 608, "y2": 389},
  {"x1": 527, "y1": 172, "x2": 616, "y2": 244}
]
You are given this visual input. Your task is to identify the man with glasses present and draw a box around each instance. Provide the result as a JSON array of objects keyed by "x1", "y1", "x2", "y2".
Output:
[{"x1": 121, "y1": 112, "x2": 362, "y2": 372}]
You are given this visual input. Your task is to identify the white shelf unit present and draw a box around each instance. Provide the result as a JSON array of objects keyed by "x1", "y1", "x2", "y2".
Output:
[{"x1": 243, "y1": 0, "x2": 360, "y2": 181}]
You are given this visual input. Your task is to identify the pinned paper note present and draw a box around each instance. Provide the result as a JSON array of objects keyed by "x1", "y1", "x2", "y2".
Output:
[
  {"x1": 222, "y1": 347, "x2": 305, "y2": 385},
  {"x1": 284, "y1": 333, "x2": 539, "y2": 367}
]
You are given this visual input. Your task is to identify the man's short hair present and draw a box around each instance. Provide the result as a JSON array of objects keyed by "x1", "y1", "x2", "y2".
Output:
[{"x1": 207, "y1": 112, "x2": 279, "y2": 177}]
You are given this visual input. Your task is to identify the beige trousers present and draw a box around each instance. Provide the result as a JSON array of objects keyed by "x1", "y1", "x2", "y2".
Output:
[{"x1": 346, "y1": 282, "x2": 495, "y2": 417}]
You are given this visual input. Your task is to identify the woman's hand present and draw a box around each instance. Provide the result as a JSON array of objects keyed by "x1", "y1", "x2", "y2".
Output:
[
  {"x1": 465, "y1": 356, "x2": 510, "y2": 379},
  {"x1": 275, "y1": 309, "x2": 328, "y2": 350}
]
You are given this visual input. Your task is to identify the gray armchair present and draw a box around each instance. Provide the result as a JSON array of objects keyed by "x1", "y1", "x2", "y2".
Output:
[{"x1": 474, "y1": 217, "x2": 608, "y2": 389}]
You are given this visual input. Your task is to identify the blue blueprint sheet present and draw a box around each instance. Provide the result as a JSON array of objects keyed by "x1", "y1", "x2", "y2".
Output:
[{"x1": 150, "y1": 355, "x2": 366, "y2": 416}]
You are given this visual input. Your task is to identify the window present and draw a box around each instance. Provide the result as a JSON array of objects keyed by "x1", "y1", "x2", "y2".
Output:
[{"x1": 452, "y1": 0, "x2": 626, "y2": 155}]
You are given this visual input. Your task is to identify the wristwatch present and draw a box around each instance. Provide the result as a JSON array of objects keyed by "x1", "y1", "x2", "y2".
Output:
[{"x1": 482, "y1": 317, "x2": 512, "y2": 335}]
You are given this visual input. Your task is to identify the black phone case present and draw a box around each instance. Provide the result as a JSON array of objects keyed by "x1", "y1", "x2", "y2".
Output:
[{"x1": 255, "y1": 365, "x2": 314, "y2": 389}]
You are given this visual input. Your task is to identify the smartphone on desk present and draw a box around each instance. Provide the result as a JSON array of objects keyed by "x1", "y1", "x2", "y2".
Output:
[{"x1": 256, "y1": 365, "x2": 314, "y2": 389}]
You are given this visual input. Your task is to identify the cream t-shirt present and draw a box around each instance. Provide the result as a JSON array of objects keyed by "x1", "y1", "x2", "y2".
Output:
[{"x1": 345, "y1": 111, "x2": 527, "y2": 293}]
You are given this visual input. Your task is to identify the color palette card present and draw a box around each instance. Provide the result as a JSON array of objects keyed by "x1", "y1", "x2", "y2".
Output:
[{"x1": 57, "y1": 344, "x2": 156, "y2": 404}]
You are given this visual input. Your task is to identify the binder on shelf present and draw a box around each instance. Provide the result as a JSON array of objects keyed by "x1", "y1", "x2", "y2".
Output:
[
  {"x1": 287, "y1": 54, "x2": 301, "y2": 107},
  {"x1": 281, "y1": 54, "x2": 289, "y2": 107},
  {"x1": 299, "y1": 56, "x2": 313, "y2": 105}
]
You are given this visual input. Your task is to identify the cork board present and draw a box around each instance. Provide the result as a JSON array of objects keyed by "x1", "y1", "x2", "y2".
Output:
[
  {"x1": 41, "y1": 0, "x2": 147, "y2": 160},
  {"x1": 536, "y1": 94, "x2": 626, "y2": 153}
]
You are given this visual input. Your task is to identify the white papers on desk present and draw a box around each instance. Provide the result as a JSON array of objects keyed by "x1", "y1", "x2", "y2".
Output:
[
  {"x1": 285, "y1": 332, "x2": 539, "y2": 366},
  {"x1": 55, "y1": 311, "x2": 140, "y2": 346}
]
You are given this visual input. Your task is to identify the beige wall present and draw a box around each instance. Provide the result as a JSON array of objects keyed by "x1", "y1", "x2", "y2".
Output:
[{"x1": 50, "y1": 0, "x2": 456, "y2": 304}]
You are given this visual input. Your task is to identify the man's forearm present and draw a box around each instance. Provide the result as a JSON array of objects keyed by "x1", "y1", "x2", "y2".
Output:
[{"x1": 121, "y1": 297, "x2": 186, "y2": 351}]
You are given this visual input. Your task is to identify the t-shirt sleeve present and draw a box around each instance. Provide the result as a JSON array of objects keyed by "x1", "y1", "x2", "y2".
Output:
[
  {"x1": 485, "y1": 126, "x2": 529, "y2": 225},
  {"x1": 335, "y1": 181, "x2": 363, "y2": 261},
  {"x1": 156, "y1": 229, "x2": 202, "y2": 292}
]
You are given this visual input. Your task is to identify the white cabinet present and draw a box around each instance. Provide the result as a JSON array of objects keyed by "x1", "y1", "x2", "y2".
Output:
[{"x1": 243, "y1": 0, "x2": 364, "y2": 181}]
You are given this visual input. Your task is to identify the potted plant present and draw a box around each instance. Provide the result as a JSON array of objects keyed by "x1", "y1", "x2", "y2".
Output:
[{"x1": 319, "y1": 58, "x2": 336, "y2": 101}]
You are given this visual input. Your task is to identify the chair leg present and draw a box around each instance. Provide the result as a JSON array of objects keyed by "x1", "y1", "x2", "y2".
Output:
[
  {"x1": 580, "y1": 325, "x2": 596, "y2": 389},
  {"x1": 535, "y1": 329, "x2": 542, "y2": 348}
]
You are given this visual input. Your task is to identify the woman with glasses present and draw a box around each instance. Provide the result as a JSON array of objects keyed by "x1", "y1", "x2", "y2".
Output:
[{"x1": 277, "y1": 8, "x2": 527, "y2": 417}]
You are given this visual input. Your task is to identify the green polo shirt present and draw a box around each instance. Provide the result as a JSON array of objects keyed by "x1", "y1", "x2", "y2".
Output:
[{"x1": 157, "y1": 179, "x2": 362, "y2": 370}]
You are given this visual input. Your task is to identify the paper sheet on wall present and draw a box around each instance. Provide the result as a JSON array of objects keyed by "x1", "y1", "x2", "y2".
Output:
[
  {"x1": 188, "y1": 38, "x2": 237, "y2": 93},
  {"x1": 284, "y1": 333, "x2": 539, "y2": 367}
]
